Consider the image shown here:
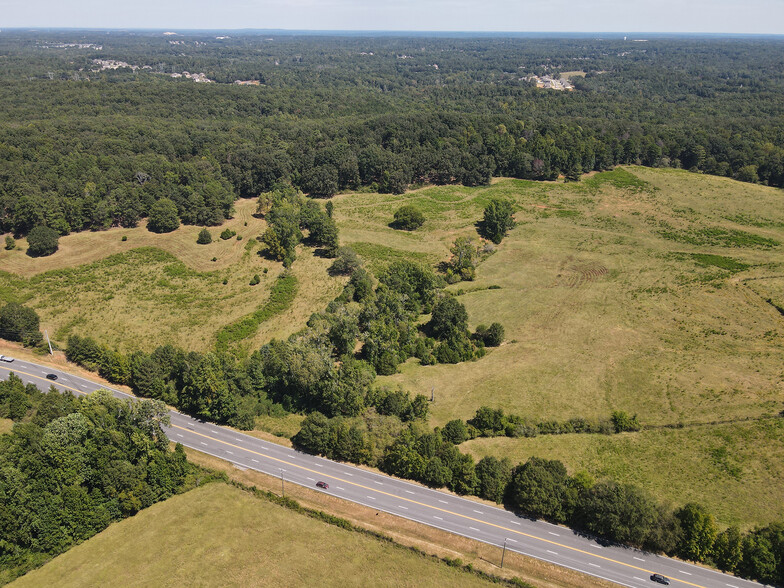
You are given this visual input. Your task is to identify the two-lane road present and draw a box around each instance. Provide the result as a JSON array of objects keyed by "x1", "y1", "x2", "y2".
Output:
[{"x1": 0, "y1": 359, "x2": 766, "y2": 588}]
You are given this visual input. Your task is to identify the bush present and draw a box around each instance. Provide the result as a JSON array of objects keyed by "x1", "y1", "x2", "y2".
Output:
[
  {"x1": 474, "y1": 322, "x2": 504, "y2": 347},
  {"x1": 26, "y1": 225, "x2": 59, "y2": 257},
  {"x1": 442, "y1": 419, "x2": 470, "y2": 444},
  {"x1": 220, "y1": 228, "x2": 236, "y2": 240},
  {"x1": 5, "y1": 235, "x2": 16, "y2": 250},
  {"x1": 197, "y1": 228, "x2": 212, "y2": 244},
  {"x1": 611, "y1": 410, "x2": 641, "y2": 432},
  {"x1": 121, "y1": 235, "x2": 128, "y2": 242},
  {"x1": 391, "y1": 205, "x2": 425, "y2": 230},
  {"x1": 0, "y1": 302, "x2": 41, "y2": 343},
  {"x1": 147, "y1": 198, "x2": 180, "y2": 233},
  {"x1": 249, "y1": 274, "x2": 261, "y2": 285},
  {"x1": 328, "y1": 247, "x2": 362, "y2": 276}
]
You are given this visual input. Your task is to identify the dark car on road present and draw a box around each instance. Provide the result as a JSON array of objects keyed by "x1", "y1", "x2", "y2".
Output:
[
  {"x1": 650, "y1": 574, "x2": 670, "y2": 585},
  {"x1": 316, "y1": 481, "x2": 329, "y2": 489},
  {"x1": 45, "y1": 373, "x2": 58, "y2": 380}
]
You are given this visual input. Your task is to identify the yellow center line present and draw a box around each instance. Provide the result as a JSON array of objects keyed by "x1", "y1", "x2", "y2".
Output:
[
  {"x1": 171, "y1": 423, "x2": 709, "y2": 588},
  {"x1": 1, "y1": 366, "x2": 709, "y2": 588}
]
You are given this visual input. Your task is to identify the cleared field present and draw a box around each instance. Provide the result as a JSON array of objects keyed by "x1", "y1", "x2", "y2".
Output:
[
  {"x1": 10, "y1": 483, "x2": 497, "y2": 588},
  {"x1": 0, "y1": 200, "x2": 343, "y2": 352},
  {"x1": 334, "y1": 167, "x2": 784, "y2": 526}
]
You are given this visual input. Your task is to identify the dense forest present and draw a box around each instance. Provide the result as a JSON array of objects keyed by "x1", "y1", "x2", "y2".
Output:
[{"x1": 1, "y1": 32, "x2": 784, "y2": 240}]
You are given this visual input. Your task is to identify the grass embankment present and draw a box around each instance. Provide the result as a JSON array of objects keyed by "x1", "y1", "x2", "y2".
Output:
[
  {"x1": 0, "y1": 418, "x2": 13, "y2": 434},
  {"x1": 0, "y1": 200, "x2": 342, "y2": 353},
  {"x1": 332, "y1": 167, "x2": 784, "y2": 527},
  {"x1": 10, "y1": 482, "x2": 510, "y2": 588}
]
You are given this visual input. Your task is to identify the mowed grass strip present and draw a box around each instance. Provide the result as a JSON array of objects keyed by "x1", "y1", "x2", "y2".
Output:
[
  {"x1": 215, "y1": 271, "x2": 298, "y2": 354},
  {"x1": 10, "y1": 483, "x2": 497, "y2": 588}
]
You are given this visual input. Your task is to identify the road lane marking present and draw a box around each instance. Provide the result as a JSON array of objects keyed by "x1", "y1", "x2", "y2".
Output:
[
  {"x1": 547, "y1": 550, "x2": 558, "y2": 555},
  {"x1": 225, "y1": 450, "x2": 233, "y2": 454},
  {"x1": 589, "y1": 563, "x2": 601, "y2": 568},
  {"x1": 510, "y1": 521, "x2": 521, "y2": 525},
  {"x1": 366, "y1": 496, "x2": 376, "y2": 500},
  {"x1": 398, "y1": 505, "x2": 408, "y2": 510},
  {"x1": 176, "y1": 434, "x2": 183, "y2": 437},
  {"x1": 314, "y1": 463, "x2": 323, "y2": 467},
  {"x1": 405, "y1": 490, "x2": 415, "y2": 494},
  {"x1": 438, "y1": 500, "x2": 448, "y2": 504},
  {"x1": 634, "y1": 557, "x2": 645, "y2": 561},
  {"x1": 634, "y1": 578, "x2": 646, "y2": 582},
  {"x1": 549, "y1": 532, "x2": 560, "y2": 536},
  {"x1": 507, "y1": 538, "x2": 517, "y2": 543},
  {"x1": 344, "y1": 472, "x2": 353, "y2": 476},
  {"x1": 473, "y1": 510, "x2": 483, "y2": 514},
  {"x1": 434, "y1": 516, "x2": 443, "y2": 520},
  {"x1": 680, "y1": 571, "x2": 692, "y2": 576},
  {"x1": 374, "y1": 481, "x2": 383, "y2": 485},
  {"x1": 469, "y1": 527, "x2": 480, "y2": 531},
  {"x1": 591, "y1": 544, "x2": 602, "y2": 549},
  {"x1": 200, "y1": 442, "x2": 208, "y2": 446},
  {"x1": 336, "y1": 487, "x2": 345, "y2": 491},
  {"x1": 307, "y1": 477, "x2": 315, "y2": 481},
  {"x1": 1, "y1": 364, "x2": 711, "y2": 588},
  {"x1": 251, "y1": 459, "x2": 259, "y2": 463}
]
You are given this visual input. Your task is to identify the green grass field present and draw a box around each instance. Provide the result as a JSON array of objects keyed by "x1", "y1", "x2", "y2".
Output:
[
  {"x1": 333, "y1": 167, "x2": 784, "y2": 528},
  {"x1": 10, "y1": 483, "x2": 497, "y2": 588}
]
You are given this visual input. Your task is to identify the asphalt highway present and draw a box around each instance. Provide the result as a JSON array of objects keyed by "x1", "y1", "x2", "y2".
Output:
[{"x1": 0, "y1": 358, "x2": 766, "y2": 588}]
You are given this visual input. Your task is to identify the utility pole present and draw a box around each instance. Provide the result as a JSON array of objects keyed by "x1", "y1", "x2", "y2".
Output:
[
  {"x1": 501, "y1": 538, "x2": 508, "y2": 568},
  {"x1": 280, "y1": 468, "x2": 285, "y2": 497},
  {"x1": 430, "y1": 387, "x2": 435, "y2": 402},
  {"x1": 44, "y1": 330, "x2": 53, "y2": 355}
]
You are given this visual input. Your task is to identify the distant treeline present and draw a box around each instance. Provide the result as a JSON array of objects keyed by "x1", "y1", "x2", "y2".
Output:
[{"x1": 2, "y1": 34, "x2": 784, "y2": 237}]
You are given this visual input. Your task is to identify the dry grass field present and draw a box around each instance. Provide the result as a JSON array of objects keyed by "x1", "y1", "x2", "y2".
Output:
[
  {"x1": 0, "y1": 418, "x2": 13, "y2": 435},
  {"x1": 10, "y1": 483, "x2": 501, "y2": 588},
  {"x1": 333, "y1": 167, "x2": 784, "y2": 527},
  {"x1": 0, "y1": 200, "x2": 343, "y2": 352}
]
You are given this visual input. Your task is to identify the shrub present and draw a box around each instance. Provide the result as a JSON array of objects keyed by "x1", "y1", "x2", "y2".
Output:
[
  {"x1": 611, "y1": 410, "x2": 641, "y2": 432},
  {"x1": 328, "y1": 247, "x2": 362, "y2": 276},
  {"x1": 197, "y1": 228, "x2": 212, "y2": 244},
  {"x1": 392, "y1": 205, "x2": 425, "y2": 230},
  {"x1": 121, "y1": 235, "x2": 127, "y2": 242},
  {"x1": 220, "y1": 228, "x2": 236, "y2": 240},
  {"x1": 147, "y1": 198, "x2": 180, "y2": 233},
  {"x1": 26, "y1": 225, "x2": 59, "y2": 257},
  {"x1": 249, "y1": 274, "x2": 261, "y2": 285},
  {"x1": 0, "y1": 302, "x2": 41, "y2": 343},
  {"x1": 5, "y1": 235, "x2": 16, "y2": 250}
]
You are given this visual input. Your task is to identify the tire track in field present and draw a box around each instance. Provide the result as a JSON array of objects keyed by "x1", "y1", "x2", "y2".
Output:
[{"x1": 536, "y1": 257, "x2": 609, "y2": 329}]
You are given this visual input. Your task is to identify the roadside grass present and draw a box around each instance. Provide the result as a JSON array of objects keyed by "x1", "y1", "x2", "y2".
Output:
[
  {"x1": 0, "y1": 200, "x2": 343, "y2": 353},
  {"x1": 335, "y1": 167, "x2": 784, "y2": 527},
  {"x1": 176, "y1": 450, "x2": 616, "y2": 588},
  {"x1": 10, "y1": 482, "x2": 505, "y2": 588}
]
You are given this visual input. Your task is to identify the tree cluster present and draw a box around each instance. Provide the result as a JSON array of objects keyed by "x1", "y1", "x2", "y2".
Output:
[
  {"x1": 0, "y1": 302, "x2": 43, "y2": 348},
  {"x1": 0, "y1": 378, "x2": 193, "y2": 583}
]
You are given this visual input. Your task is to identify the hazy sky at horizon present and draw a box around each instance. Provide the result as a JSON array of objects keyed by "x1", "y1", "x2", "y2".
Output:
[{"x1": 2, "y1": 0, "x2": 783, "y2": 34}]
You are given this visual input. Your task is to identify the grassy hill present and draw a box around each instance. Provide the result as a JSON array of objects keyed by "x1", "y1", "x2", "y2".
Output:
[
  {"x1": 10, "y1": 482, "x2": 499, "y2": 588},
  {"x1": 332, "y1": 167, "x2": 784, "y2": 527},
  {"x1": 2, "y1": 167, "x2": 783, "y2": 527}
]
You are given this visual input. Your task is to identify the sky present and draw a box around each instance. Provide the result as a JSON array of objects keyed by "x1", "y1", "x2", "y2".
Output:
[{"x1": 2, "y1": 0, "x2": 783, "y2": 34}]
